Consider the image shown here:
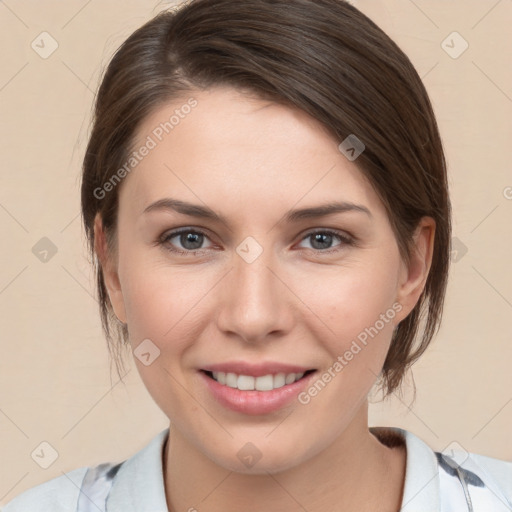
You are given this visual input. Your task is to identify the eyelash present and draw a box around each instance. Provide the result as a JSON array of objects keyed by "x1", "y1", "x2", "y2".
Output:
[{"x1": 158, "y1": 227, "x2": 355, "y2": 256}]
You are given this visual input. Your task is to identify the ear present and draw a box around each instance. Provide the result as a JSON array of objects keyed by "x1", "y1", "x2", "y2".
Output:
[
  {"x1": 393, "y1": 217, "x2": 436, "y2": 324},
  {"x1": 93, "y1": 213, "x2": 127, "y2": 324}
]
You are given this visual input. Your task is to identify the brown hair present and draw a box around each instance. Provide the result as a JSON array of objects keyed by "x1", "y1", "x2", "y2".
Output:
[{"x1": 81, "y1": 0, "x2": 451, "y2": 398}]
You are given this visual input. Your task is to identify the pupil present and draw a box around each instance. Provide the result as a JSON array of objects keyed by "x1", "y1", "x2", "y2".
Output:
[
  {"x1": 312, "y1": 233, "x2": 331, "y2": 250},
  {"x1": 182, "y1": 232, "x2": 202, "y2": 250}
]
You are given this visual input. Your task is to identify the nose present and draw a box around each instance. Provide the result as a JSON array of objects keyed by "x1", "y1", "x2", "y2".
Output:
[{"x1": 215, "y1": 244, "x2": 295, "y2": 344}]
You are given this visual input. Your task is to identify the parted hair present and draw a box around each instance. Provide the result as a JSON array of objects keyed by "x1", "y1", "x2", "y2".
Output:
[{"x1": 81, "y1": 0, "x2": 451, "y2": 398}]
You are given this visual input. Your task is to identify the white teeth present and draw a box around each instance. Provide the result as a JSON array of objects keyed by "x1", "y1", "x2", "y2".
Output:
[
  {"x1": 212, "y1": 371, "x2": 226, "y2": 385},
  {"x1": 255, "y1": 374, "x2": 273, "y2": 391},
  {"x1": 225, "y1": 372, "x2": 238, "y2": 388},
  {"x1": 209, "y1": 371, "x2": 308, "y2": 391},
  {"x1": 237, "y1": 375, "x2": 255, "y2": 390},
  {"x1": 273, "y1": 373, "x2": 286, "y2": 388},
  {"x1": 285, "y1": 373, "x2": 296, "y2": 385}
]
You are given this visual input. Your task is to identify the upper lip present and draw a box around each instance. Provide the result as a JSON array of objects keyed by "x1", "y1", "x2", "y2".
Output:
[{"x1": 201, "y1": 361, "x2": 315, "y2": 377}]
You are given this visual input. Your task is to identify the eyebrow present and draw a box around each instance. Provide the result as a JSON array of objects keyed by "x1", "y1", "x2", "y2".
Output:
[{"x1": 142, "y1": 198, "x2": 372, "y2": 225}]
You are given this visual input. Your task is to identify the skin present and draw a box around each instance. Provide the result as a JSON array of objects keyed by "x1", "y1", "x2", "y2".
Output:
[{"x1": 94, "y1": 86, "x2": 435, "y2": 512}]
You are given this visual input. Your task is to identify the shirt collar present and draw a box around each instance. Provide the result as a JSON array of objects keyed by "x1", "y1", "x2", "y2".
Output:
[
  {"x1": 106, "y1": 428, "x2": 169, "y2": 512},
  {"x1": 370, "y1": 426, "x2": 440, "y2": 511},
  {"x1": 106, "y1": 426, "x2": 441, "y2": 512}
]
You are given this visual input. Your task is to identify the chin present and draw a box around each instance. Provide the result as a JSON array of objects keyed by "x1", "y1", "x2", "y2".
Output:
[{"x1": 206, "y1": 437, "x2": 313, "y2": 476}]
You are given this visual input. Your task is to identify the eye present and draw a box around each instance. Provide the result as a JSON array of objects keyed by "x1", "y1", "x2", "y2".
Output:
[
  {"x1": 160, "y1": 228, "x2": 214, "y2": 255},
  {"x1": 297, "y1": 229, "x2": 354, "y2": 253},
  {"x1": 159, "y1": 227, "x2": 354, "y2": 256}
]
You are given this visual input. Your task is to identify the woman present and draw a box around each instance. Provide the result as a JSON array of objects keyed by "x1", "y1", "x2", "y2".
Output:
[{"x1": 3, "y1": 0, "x2": 511, "y2": 511}]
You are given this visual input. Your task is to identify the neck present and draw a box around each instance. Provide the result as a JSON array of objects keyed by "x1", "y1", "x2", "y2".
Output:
[{"x1": 163, "y1": 401, "x2": 406, "y2": 512}]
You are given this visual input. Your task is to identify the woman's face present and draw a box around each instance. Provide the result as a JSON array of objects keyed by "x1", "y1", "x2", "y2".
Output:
[{"x1": 97, "y1": 86, "x2": 432, "y2": 473}]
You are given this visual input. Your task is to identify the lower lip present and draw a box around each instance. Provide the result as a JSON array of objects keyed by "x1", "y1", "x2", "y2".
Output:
[{"x1": 199, "y1": 370, "x2": 316, "y2": 415}]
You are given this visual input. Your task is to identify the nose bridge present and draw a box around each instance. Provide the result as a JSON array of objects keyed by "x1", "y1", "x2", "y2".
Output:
[
  {"x1": 216, "y1": 237, "x2": 291, "y2": 342},
  {"x1": 235, "y1": 245, "x2": 275, "y2": 303}
]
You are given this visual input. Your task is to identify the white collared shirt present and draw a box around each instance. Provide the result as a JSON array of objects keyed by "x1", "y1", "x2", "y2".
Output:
[{"x1": 3, "y1": 427, "x2": 511, "y2": 511}]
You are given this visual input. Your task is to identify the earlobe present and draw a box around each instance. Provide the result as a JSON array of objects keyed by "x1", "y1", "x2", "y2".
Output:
[
  {"x1": 394, "y1": 217, "x2": 436, "y2": 323},
  {"x1": 93, "y1": 214, "x2": 127, "y2": 324}
]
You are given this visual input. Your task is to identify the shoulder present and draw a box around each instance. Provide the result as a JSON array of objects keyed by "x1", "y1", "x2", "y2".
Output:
[
  {"x1": 1, "y1": 429, "x2": 169, "y2": 512},
  {"x1": 436, "y1": 448, "x2": 512, "y2": 509},
  {"x1": 372, "y1": 426, "x2": 512, "y2": 510},
  {"x1": 1, "y1": 466, "x2": 89, "y2": 512},
  {"x1": 463, "y1": 451, "x2": 512, "y2": 496}
]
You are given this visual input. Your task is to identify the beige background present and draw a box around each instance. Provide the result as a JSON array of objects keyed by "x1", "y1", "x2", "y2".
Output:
[{"x1": 1, "y1": 0, "x2": 511, "y2": 505}]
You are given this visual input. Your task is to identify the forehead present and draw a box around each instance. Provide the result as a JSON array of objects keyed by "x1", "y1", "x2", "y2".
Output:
[{"x1": 121, "y1": 86, "x2": 382, "y2": 221}]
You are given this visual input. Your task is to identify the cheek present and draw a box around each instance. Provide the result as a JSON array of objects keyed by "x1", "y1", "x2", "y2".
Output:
[
  {"x1": 293, "y1": 254, "x2": 400, "y2": 363},
  {"x1": 118, "y1": 253, "x2": 212, "y2": 350},
  {"x1": 117, "y1": 257, "x2": 211, "y2": 413},
  {"x1": 291, "y1": 264, "x2": 401, "y2": 415},
  {"x1": 314, "y1": 260, "x2": 398, "y2": 316}
]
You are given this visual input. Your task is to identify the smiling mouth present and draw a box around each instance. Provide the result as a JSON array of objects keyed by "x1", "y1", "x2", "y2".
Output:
[{"x1": 201, "y1": 369, "x2": 316, "y2": 391}]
